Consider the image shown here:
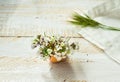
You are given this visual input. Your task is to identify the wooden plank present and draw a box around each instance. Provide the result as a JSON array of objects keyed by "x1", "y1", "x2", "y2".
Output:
[
  {"x1": 0, "y1": 36, "x2": 119, "y2": 82},
  {"x1": 0, "y1": 37, "x2": 119, "y2": 82},
  {"x1": 0, "y1": 37, "x2": 102, "y2": 57},
  {"x1": 0, "y1": 53, "x2": 120, "y2": 82},
  {"x1": 0, "y1": 0, "x2": 104, "y2": 36}
]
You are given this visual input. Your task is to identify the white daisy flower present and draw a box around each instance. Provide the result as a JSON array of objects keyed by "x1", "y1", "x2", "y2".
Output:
[
  {"x1": 47, "y1": 49, "x2": 52, "y2": 54},
  {"x1": 55, "y1": 45, "x2": 59, "y2": 49},
  {"x1": 56, "y1": 53, "x2": 62, "y2": 56},
  {"x1": 61, "y1": 42, "x2": 65, "y2": 46},
  {"x1": 57, "y1": 47, "x2": 62, "y2": 51}
]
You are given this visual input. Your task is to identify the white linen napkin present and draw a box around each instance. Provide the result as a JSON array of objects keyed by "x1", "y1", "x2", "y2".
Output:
[{"x1": 79, "y1": 0, "x2": 120, "y2": 64}]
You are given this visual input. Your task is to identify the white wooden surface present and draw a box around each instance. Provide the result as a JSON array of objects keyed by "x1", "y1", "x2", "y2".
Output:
[
  {"x1": 0, "y1": 0, "x2": 103, "y2": 37},
  {"x1": 0, "y1": 0, "x2": 120, "y2": 82},
  {"x1": 0, "y1": 37, "x2": 120, "y2": 82}
]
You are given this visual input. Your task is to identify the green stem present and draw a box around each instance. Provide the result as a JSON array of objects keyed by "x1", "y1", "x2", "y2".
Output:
[{"x1": 99, "y1": 24, "x2": 120, "y2": 31}]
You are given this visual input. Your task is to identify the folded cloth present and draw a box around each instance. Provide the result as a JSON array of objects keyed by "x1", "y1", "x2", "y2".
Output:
[{"x1": 79, "y1": 0, "x2": 120, "y2": 64}]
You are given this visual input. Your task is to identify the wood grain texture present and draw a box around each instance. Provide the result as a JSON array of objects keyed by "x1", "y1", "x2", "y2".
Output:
[
  {"x1": 0, "y1": 37, "x2": 120, "y2": 82},
  {"x1": 0, "y1": 37, "x2": 102, "y2": 57},
  {"x1": 0, "y1": 0, "x2": 120, "y2": 82},
  {"x1": 0, "y1": 0, "x2": 104, "y2": 36}
]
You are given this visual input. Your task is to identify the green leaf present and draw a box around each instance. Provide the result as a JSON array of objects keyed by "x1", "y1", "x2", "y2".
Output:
[{"x1": 41, "y1": 47, "x2": 49, "y2": 57}]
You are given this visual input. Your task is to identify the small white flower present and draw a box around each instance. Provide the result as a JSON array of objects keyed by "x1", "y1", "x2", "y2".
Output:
[
  {"x1": 47, "y1": 49, "x2": 52, "y2": 54},
  {"x1": 56, "y1": 53, "x2": 62, "y2": 56},
  {"x1": 66, "y1": 47, "x2": 69, "y2": 50},
  {"x1": 55, "y1": 45, "x2": 59, "y2": 49},
  {"x1": 46, "y1": 37, "x2": 50, "y2": 41},
  {"x1": 57, "y1": 47, "x2": 62, "y2": 51},
  {"x1": 60, "y1": 42, "x2": 65, "y2": 46},
  {"x1": 51, "y1": 36, "x2": 56, "y2": 43}
]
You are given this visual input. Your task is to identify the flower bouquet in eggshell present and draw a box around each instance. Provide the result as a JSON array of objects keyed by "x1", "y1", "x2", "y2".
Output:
[{"x1": 32, "y1": 34, "x2": 78, "y2": 63}]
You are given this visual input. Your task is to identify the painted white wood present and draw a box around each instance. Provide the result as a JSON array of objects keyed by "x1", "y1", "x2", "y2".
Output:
[
  {"x1": 0, "y1": 0, "x2": 104, "y2": 36},
  {"x1": 0, "y1": 37, "x2": 101, "y2": 57},
  {"x1": 0, "y1": 37, "x2": 120, "y2": 82},
  {"x1": 0, "y1": 0, "x2": 120, "y2": 82}
]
